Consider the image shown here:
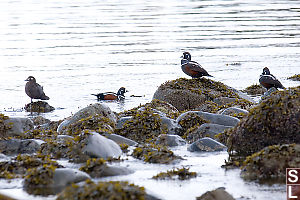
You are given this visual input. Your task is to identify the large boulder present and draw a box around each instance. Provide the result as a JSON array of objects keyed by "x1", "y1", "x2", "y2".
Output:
[
  {"x1": 57, "y1": 103, "x2": 116, "y2": 133},
  {"x1": 153, "y1": 78, "x2": 254, "y2": 111},
  {"x1": 227, "y1": 86, "x2": 300, "y2": 156},
  {"x1": 0, "y1": 139, "x2": 43, "y2": 155}
]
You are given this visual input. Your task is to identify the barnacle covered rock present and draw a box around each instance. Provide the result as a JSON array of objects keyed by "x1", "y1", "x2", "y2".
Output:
[
  {"x1": 152, "y1": 167, "x2": 197, "y2": 180},
  {"x1": 227, "y1": 86, "x2": 300, "y2": 156},
  {"x1": 116, "y1": 108, "x2": 168, "y2": 143},
  {"x1": 241, "y1": 144, "x2": 300, "y2": 183},
  {"x1": 56, "y1": 180, "x2": 154, "y2": 200},
  {"x1": 132, "y1": 144, "x2": 181, "y2": 164},
  {"x1": 153, "y1": 78, "x2": 254, "y2": 111},
  {"x1": 25, "y1": 101, "x2": 55, "y2": 113}
]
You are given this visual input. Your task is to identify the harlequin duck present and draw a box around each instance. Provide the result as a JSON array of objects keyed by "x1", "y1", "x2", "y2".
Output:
[
  {"x1": 259, "y1": 67, "x2": 284, "y2": 90},
  {"x1": 181, "y1": 52, "x2": 212, "y2": 78},
  {"x1": 25, "y1": 76, "x2": 50, "y2": 103},
  {"x1": 92, "y1": 87, "x2": 128, "y2": 101}
]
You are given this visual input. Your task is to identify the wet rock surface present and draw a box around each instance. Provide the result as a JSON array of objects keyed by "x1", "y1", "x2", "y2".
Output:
[
  {"x1": 155, "y1": 134, "x2": 186, "y2": 147},
  {"x1": 0, "y1": 139, "x2": 43, "y2": 155},
  {"x1": 188, "y1": 137, "x2": 227, "y2": 152}
]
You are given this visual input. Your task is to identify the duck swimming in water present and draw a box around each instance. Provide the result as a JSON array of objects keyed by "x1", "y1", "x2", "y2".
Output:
[
  {"x1": 25, "y1": 76, "x2": 50, "y2": 103},
  {"x1": 259, "y1": 67, "x2": 284, "y2": 90},
  {"x1": 181, "y1": 52, "x2": 212, "y2": 78},
  {"x1": 92, "y1": 87, "x2": 128, "y2": 101}
]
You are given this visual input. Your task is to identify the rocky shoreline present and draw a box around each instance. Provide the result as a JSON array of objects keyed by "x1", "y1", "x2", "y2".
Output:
[{"x1": 0, "y1": 77, "x2": 299, "y2": 199}]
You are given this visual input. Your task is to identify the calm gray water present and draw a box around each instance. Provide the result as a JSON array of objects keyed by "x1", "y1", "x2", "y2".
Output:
[{"x1": 0, "y1": 0, "x2": 299, "y2": 199}]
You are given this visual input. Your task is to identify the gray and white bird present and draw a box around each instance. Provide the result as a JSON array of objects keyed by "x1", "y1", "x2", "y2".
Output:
[{"x1": 25, "y1": 76, "x2": 50, "y2": 103}]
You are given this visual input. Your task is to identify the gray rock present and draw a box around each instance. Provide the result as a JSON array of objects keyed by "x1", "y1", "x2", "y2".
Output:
[
  {"x1": 83, "y1": 131, "x2": 122, "y2": 159},
  {"x1": 188, "y1": 137, "x2": 227, "y2": 152},
  {"x1": 230, "y1": 87, "x2": 256, "y2": 104},
  {"x1": 0, "y1": 139, "x2": 44, "y2": 155},
  {"x1": 220, "y1": 107, "x2": 249, "y2": 116},
  {"x1": 161, "y1": 116, "x2": 183, "y2": 135},
  {"x1": 194, "y1": 123, "x2": 232, "y2": 138},
  {"x1": 57, "y1": 103, "x2": 117, "y2": 133},
  {"x1": 155, "y1": 134, "x2": 186, "y2": 147},
  {"x1": 197, "y1": 187, "x2": 235, "y2": 200},
  {"x1": 0, "y1": 153, "x2": 10, "y2": 161},
  {"x1": 177, "y1": 111, "x2": 239, "y2": 127},
  {"x1": 3, "y1": 117, "x2": 34, "y2": 137},
  {"x1": 98, "y1": 165, "x2": 134, "y2": 177},
  {"x1": 53, "y1": 168, "x2": 90, "y2": 188},
  {"x1": 116, "y1": 116, "x2": 132, "y2": 129},
  {"x1": 260, "y1": 87, "x2": 277, "y2": 101},
  {"x1": 104, "y1": 133, "x2": 138, "y2": 146}
]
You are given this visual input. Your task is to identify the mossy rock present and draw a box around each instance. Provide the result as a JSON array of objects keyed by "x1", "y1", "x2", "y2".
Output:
[
  {"x1": 116, "y1": 108, "x2": 168, "y2": 143},
  {"x1": 227, "y1": 86, "x2": 300, "y2": 156},
  {"x1": 25, "y1": 101, "x2": 55, "y2": 113},
  {"x1": 79, "y1": 158, "x2": 106, "y2": 177},
  {"x1": 0, "y1": 154, "x2": 60, "y2": 180},
  {"x1": 242, "y1": 84, "x2": 266, "y2": 95},
  {"x1": 288, "y1": 74, "x2": 300, "y2": 81},
  {"x1": 152, "y1": 167, "x2": 197, "y2": 180},
  {"x1": 153, "y1": 78, "x2": 253, "y2": 111},
  {"x1": 56, "y1": 180, "x2": 148, "y2": 200},
  {"x1": 132, "y1": 144, "x2": 181, "y2": 164},
  {"x1": 241, "y1": 144, "x2": 300, "y2": 183}
]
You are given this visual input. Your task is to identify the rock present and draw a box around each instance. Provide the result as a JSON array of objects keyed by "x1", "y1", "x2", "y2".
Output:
[
  {"x1": 242, "y1": 84, "x2": 266, "y2": 96},
  {"x1": 57, "y1": 103, "x2": 117, "y2": 133},
  {"x1": 153, "y1": 78, "x2": 254, "y2": 111},
  {"x1": 177, "y1": 111, "x2": 239, "y2": 127},
  {"x1": 155, "y1": 134, "x2": 186, "y2": 147},
  {"x1": 227, "y1": 86, "x2": 300, "y2": 156},
  {"x1": 32, "y1": 116, "x2": 51, "y2": 126},
  {"x1": 0, "y1": 153, "x2": 9, "y2": 161},
  {"x1": 196, "y1": 187, "x2": 235, "y2": 200},
  {"x1": 287, "y1": 74, "x2": 300, "y2": 81},
  {"x1": 260, "y1": 87, "x2": 277, "y2": 101},
  {"x1": 1, "y1": 117, "x2": 33, "y2": 137},
  {"x1": 241, "y1": 144, "x2": 300, "y2": 183},
  {"x1": 96, "y1": 165, "x2": 134, "y2": 177},
  {"x1": 0, "y1": 139, "x2": 43, "y2": 155},
  {"x1": 188, "y1": 137, "x2": 227, "y2": 152},
  {"x1": 116, "y1": 116, "x2": 132, "y2": 129},
  {"x1": 53, "y1": 168, "x2": 90, "y2": 188},
  {"x1": 24, "y1": 101, "x2": 55, "y2": 113},
  {"x1": 83, "y1": 131, "x2": 122, "y2": 159},
  {"x1": 220, "y1": 107, "x2": 249, "y2": 116},
  {"x1": 185, "y1": 123, "x2": 232, "y2": 143},
  {"x1": 0, "y1": 193, "x2": 16, "y2": 200},
  {"x1": 161, "y1": 116, "x2": 183, "y2": 135},
  {"x1": 104, "y1": 133, "x2": 138, "y2": 146}
]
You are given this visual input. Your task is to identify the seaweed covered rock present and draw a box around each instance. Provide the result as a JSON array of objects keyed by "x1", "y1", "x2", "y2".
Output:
[
  {"x1": 132, "y1": 144, "x2": 181, "y2": 164},
  {"x1": 288, "y1": 74, "x2": 300, "y2": 81},
  {"x1": 152, "y1": 167, "x2": 197, "y2": 180},
  {"x1": 155, "y1": 134, "x2": 186, "y2": 147},
  {"x1": 176, "y1": 111, "x2": 209, "y2": 136},
  {"x1": 196, "y1": 187, "x2": 235, "y2": 200},
  {"x1": 227, "y1": 86, "x2": 300, "y2": 156},
  {"x1": 153, "y1": 78, "x2": 254, "y2": 111},
  {"x1": 220, "y1": 107, "x2": 248, "y2": 119},
  {"x1": 24, "y1": 165, "x2": 89, "y2": 195},
  {"x1": 242, "y1": 84, "x2": 266, "y2": 96},
  {"x1": 0, "y1": 115, "x2": 33, "y2": 138},
  {"x1": 116, "y1": 108, "x2": 168, "y2": 143},
  {"x1": 57, "y1": 180, "x2": 158, "y2": 200},
  {"x1": 188, "y1": 137, "x2": 227, "y2": 152},
  {"x1": 79, "y1": 158, "x2": 133, "y2": 178},
  {"x1": 241, "y1": 144, "x2": 300, "y2": 183},
  {"x1": 57, "y1": 103, "x2": 116, "y2": 133},
  {"x1": 25, "y1": 101, "x2": 55, "y2": 113}
]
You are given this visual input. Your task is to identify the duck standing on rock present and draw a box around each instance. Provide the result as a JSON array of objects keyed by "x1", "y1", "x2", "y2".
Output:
[
  {"x1": 181, "y1": 52, "x2": 212, "y2": 78},
  {"x1": 25, "y1": 76, "x2": 50, "y2": 103},
  {"x1": 92, "y1": 87, "x2": 128, "y2": 101},
  {"x1": 259, "y1": 67, "x2": 285, "y2": 90}
]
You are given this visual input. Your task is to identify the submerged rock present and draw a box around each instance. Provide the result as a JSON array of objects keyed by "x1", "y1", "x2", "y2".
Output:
[
  {"x1": 196, "y1": 187, "x2": 235, "y2": 200},
  {"x1": 57, "y1": 103, "x2": 116, "y2": 133},
  {"x1": 25, "y1": 101, "x2": 55, "y2": 113},
  {"x1": 227, "y1": 86, "x2": 300, "y2": 156},
  {"x1": 153, "y1": 78, "x2": 254, "y2": 111},
  {"x1": 188, "y1": 137, "x2": 227, "y2": 152}
]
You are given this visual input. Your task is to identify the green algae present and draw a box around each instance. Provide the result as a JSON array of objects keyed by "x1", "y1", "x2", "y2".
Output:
[{"x1": 152, "y1": 167, "x2": 197, "y2": 180}]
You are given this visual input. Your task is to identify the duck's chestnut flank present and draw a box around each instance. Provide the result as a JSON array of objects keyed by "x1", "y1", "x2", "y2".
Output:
[{"x1": 181, "y1": 52, "x2": 212, "y2": 78}]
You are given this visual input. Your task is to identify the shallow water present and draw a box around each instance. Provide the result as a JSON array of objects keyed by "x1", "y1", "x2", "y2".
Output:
[{"x1": 0, "y1": 0, "x2": 299, "y2": 199}]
